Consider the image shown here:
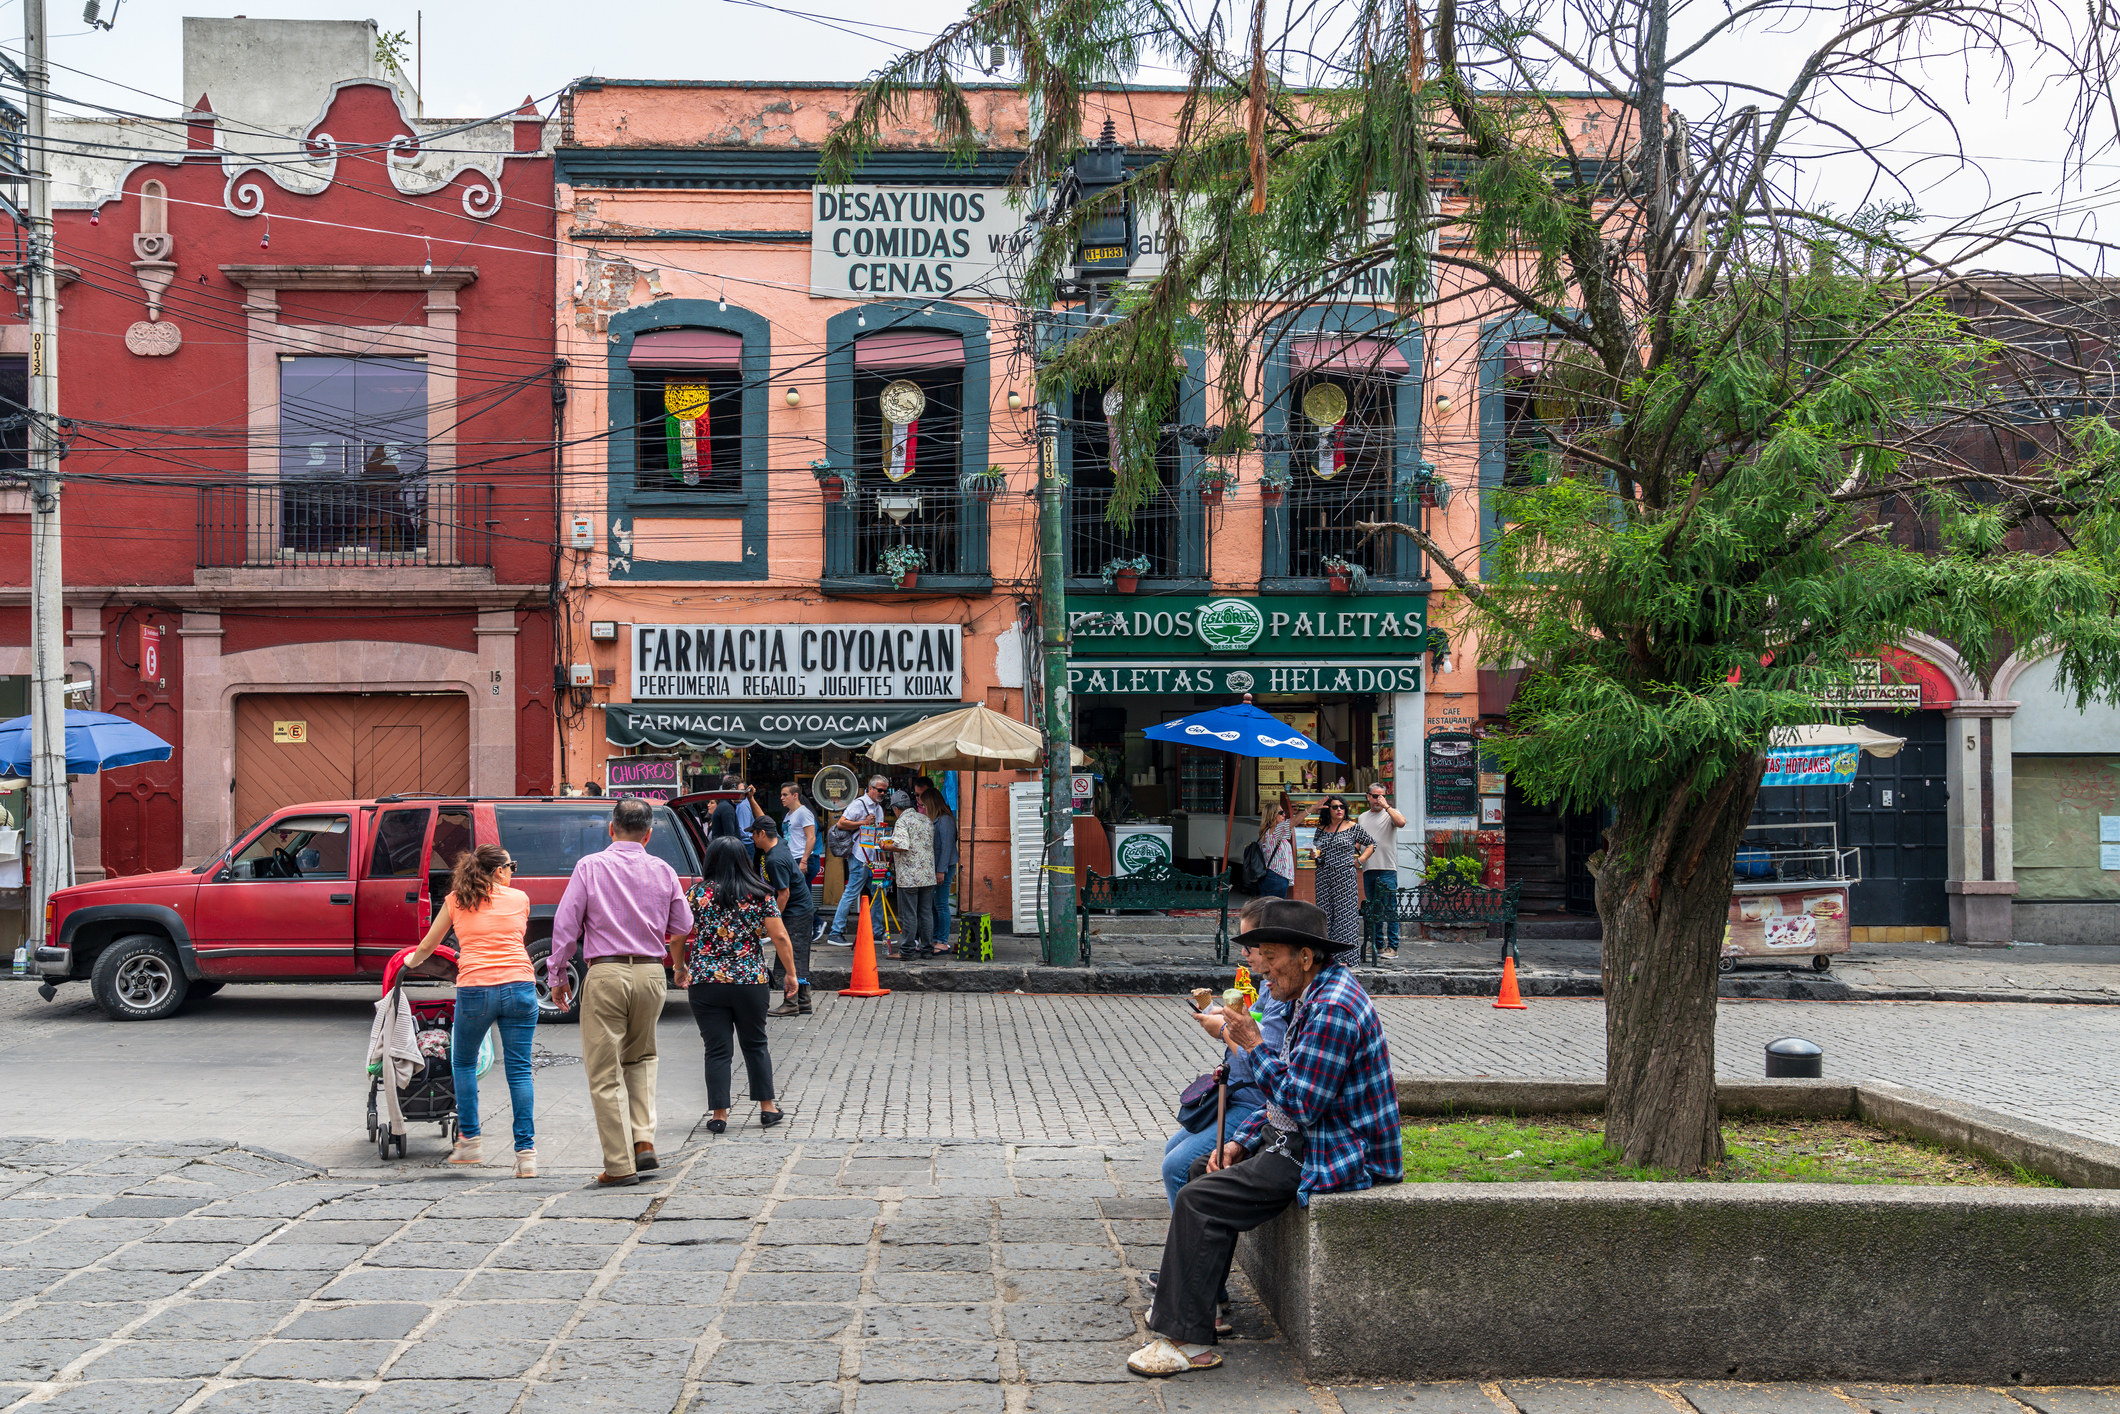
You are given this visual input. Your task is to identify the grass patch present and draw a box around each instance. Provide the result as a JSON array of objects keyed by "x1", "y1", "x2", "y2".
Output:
[{"x1": 1401, "y1": 1114, "x2": 2063, "y2": 1186}]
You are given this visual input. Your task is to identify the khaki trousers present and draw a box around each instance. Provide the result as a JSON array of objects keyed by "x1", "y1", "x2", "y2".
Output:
[{"x1": 580, "y1": 960, "x2": 664, "y2": 1176}]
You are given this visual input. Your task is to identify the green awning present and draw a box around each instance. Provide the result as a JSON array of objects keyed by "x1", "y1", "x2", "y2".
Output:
[{"x1": 602, "y1": 702, "x2": 967, "y2": 752}]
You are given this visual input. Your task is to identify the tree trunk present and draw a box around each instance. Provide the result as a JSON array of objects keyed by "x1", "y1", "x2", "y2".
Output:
[{"x1": 1592, "y1": 761, "x2": 1765, "y2": 1170}]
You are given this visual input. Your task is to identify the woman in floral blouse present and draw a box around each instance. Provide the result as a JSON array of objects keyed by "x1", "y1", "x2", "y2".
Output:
[{"x1": 675, "y1": 837, "x2": 799, "y2": 1134}]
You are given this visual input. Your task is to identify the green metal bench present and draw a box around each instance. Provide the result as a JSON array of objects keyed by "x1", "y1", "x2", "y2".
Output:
[
  {"x1": 1362, "y1": 883, "x2": 1523, "y2": 965},
  {"x1": 1077, "y1": 864, "x2": 1234, "y2": 964}
]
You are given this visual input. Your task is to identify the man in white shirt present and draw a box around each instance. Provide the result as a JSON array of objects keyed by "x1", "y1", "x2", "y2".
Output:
[
  {"x1": 780, "y1": 781, "x2": 819, "y2": 885},
  {"x1": 823, "y1": 775, "x2": 890, "y2": 946},
  {"x1": 1358, "y1": 784, "x2": 1407, "y2": 956}
]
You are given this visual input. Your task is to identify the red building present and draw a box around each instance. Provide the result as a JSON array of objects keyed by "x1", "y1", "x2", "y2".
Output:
[{"x1": 0, "y1": 19, "x2": 556, "y2": 884}]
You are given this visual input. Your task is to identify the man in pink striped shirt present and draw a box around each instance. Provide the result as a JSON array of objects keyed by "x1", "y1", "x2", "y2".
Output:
[{"x1": 550, "y1": 797, "x2": 693, "y2": 1187}]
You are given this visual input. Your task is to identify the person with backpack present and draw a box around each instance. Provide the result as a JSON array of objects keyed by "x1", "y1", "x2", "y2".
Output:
[
  {"x1": 1250, "y1": 796, "x2": 1296, "y2": 898},
  {"x1": 823, "y1": 775, "x2": 890, "y2": 946}
]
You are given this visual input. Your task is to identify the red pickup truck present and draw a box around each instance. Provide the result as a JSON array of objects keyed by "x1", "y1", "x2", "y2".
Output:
[{"x1": 35, "y1": 793, "x2": 732, "y2": 1022}]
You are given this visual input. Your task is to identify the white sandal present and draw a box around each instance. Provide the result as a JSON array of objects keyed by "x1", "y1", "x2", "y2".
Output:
[{"x1": 1126, "y1": 1336, "x2": 1222, "y2": 1377}]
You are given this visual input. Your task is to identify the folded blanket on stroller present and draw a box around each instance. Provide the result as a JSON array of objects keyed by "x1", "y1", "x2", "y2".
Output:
[{"x1": 367, "y1": 989, "x2": 422, "y2": 1137}]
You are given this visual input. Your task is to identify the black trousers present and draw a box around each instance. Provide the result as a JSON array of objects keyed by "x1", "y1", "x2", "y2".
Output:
[
  {"x1": 771, "y1": 908, "x2": 813, "y2": 989},
  {"x1": 1147, "y1": 1148, "x2": 1301, "y2": 1345},
  {"x1": 686, "y1": 981, "x2": 774, "y2": 1110}
]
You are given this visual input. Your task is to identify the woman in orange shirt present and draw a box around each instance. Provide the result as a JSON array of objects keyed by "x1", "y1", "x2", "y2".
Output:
[{"x1": 408, "y1": 843, "x2": 539, "y2": 1176}]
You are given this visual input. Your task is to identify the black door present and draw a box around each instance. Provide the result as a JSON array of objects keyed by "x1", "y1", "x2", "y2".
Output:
[
  {"x1": 1841, "y1": 709, "x2": 1948, "y2": 926},
  {"x1": 1751, "y1": 709, "x2": 1948, "y2": 927}
]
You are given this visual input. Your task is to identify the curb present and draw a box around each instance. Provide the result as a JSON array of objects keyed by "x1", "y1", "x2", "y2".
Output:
[{"x1": 796, "y1": 963, "x2": 2118, "y2": 1005}]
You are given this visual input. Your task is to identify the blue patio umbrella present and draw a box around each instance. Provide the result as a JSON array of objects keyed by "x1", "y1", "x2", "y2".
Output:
[
  {"x1": 1144, "y1": 704, "x2": 1345, "y2": 873},
  {"x1": 0, "y1": 710, "x2": 175, "y2": 777}
]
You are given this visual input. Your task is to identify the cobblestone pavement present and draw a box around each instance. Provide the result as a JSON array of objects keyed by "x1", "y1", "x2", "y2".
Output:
[
  {"x1": 0, "y1": 1138, "x2": 2116, "y2": 1414},
  {"x1": 4, "y1": 983, "x2": 2118, "y2": 1163}
]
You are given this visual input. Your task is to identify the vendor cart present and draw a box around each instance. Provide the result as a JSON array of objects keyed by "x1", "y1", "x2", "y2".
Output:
[
  {"x1": 1722, "y1": 721, "x2": 1906, "y2": 974},
  {"x1": 1722, "y1": 822, "x2": 1858, "y2": 973}
]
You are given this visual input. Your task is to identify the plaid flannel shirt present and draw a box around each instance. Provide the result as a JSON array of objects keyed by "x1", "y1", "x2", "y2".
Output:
[{"x1": 1232, "y1": 963, "x2": 1402, "y2": 1204}]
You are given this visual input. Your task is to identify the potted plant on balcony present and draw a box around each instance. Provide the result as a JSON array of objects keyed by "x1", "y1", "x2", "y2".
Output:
[
  {"x1": 879, "y1": 543, "x2": 927, "y2": 589},
  {"x1": 960, "y1": 464, "x2": 1007, "y2": 505},
  {"x1": 1100, "y1": 553, "x2": 1152, "y2": 593},
  {"x1": 1321, "y1": 555, "x2": 1368, "y2": 594},
  {"x1": 1199, "y1": 462, "x2": 1238, "y2": 506},
  {"x1": 1258, "y1": 464, "x2": 1292, "y2": 508},
  {"x1": 810, "y1": 458, "x2": 845, "y2": 504}
]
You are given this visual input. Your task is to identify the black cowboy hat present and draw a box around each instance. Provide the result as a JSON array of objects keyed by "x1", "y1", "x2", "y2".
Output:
[{"x1": 1238, "y1": 898, "x2": 1357, "y2": 959}]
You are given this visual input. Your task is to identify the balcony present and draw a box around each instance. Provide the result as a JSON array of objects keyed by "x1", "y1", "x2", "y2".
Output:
[
  {"x1": 822, "y1": 480, "x2": 991, "y2": 592},
  {"x1": 199, "y1": 480, "x2": 494, "y2": 569}
]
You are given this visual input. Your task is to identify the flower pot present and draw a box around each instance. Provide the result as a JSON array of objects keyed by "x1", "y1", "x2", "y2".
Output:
[
  {"x1": 1261, "y1": 489, "x2": 1285, "y2": 508},
  {"x1": 1419, "y1": 486, "x2": 1438, "y2": 509},
  {"x1": 1327, "y1": 572, "x2": 1351, "y2": 592},
  {"x1": 1202, "y1": 485, "x2": 1225, "y2": 506},
  {"x1": 965, "y1": 483, "x2": 1000, "y2": 505},
  {"x1": 1113, "y1": 572, "x2": 1138, "y2": 594},
  {"x1": 896, "y1": 572, "x2": 919, "y2": 589},
  {"x1": 820, "y1": 478, "x2": 844, "y2": 504}
]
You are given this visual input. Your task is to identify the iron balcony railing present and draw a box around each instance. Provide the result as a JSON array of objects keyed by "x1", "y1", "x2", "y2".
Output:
[
  {"x1": 847, "y1": 480, "x2": 973, "y2": 579},
  {"x1": 198, "y1": 480, "x2": 494, "y2": 568},
  {"x1": 1068, "y1": 481, "x2": 1189, "y2": 581}
]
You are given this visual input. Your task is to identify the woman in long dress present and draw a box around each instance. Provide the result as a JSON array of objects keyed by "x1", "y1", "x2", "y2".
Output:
[{"x1": 1310, "y1": 795, "x2": 1374, "y2": 953}]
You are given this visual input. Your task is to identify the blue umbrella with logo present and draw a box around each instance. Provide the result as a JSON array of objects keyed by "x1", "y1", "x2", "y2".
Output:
[
  {"x1": 1145, "y1": 704, "x2": 1344, "y2": 875},
  {"x1": 0, "y1": 709, "x2": 174, "y2": 777}
]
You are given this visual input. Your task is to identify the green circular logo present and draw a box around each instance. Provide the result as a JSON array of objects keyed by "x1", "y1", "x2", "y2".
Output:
[
  {"x1": 1195, "y1": 598, "x2": 1265, "y2": 652},
  {"x1": 1116, "y1": 831, "x2": 1172, "y2": 872}
]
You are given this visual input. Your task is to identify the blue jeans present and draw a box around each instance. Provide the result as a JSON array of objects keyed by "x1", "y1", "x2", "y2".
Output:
[
  {"x1": 933, "y1": 863, "x2": 956, "y2": 947},
  {"x1": 1162, "y1": 1101, "x2": 1262, "y2": 1208},
  {"x1": 829, "y1": 857, "x2": 874, "y2": 938},
  {"x1": 453, "y1": 981, "x2": 538, "y2": 1151},
  {"x1": 1256, "y1": 871, "x2": 1293, "y2": 898},
  {"x1": 1365, "y1": 870, "x2": 1400, "y2": 951}
]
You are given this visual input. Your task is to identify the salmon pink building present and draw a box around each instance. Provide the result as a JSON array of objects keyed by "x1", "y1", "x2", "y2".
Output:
[{"x1": 552, "y1": 81, "x2": 1458, "y2": 927}]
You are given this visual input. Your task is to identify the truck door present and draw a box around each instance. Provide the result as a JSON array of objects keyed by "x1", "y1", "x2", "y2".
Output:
[
  {"x1": 190, "y1": 810, "x2": 359, "y2": 979},
  {"x1": 356, "y1": 805, "x2": 435, "y2": 976}
]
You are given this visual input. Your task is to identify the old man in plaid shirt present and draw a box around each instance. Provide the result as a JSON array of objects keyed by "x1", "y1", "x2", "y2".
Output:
[{"x1": 1129, "y1": 897, "x2": 1401, "y2": 1377}]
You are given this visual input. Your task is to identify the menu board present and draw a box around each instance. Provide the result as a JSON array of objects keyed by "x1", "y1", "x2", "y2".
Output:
[{"x1": 1425, "y1": 733, "x2": 1478, "y2": 816}]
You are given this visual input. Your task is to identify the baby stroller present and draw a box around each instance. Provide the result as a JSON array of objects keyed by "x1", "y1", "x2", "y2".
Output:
[{"x1": 365, "y1": 945, "x2": 490, "y2": 1161}]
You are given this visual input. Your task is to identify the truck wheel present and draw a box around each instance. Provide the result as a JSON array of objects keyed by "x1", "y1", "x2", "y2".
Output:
[
  {"x1": 529, "y1": 941, "x2": 580, "y2": 1025},
  {"x1": 90, "y1": 935, "x2": 190, "y2": 1022}
]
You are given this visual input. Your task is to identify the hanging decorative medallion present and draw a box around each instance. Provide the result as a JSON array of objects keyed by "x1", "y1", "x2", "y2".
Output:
[
  {"x1": 880, "y1": 378, "x2": 927, "y2": 482},
  {"x1": 1301, "y1": 382, "x2": 1350, "y2": 480},
  {"x1": 663, "y1": 383, "x2": 712, "y2": 485}
]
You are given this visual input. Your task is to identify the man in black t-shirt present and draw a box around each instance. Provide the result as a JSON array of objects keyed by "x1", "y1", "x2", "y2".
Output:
[{"x1": 751, "y1": 817, "x2": 814, "y2": 1016}]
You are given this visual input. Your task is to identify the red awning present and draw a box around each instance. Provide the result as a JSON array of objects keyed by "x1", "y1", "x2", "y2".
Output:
[
  {"x1": 1289, "y1": 336, "x2": 1409, "y2": 377},
  {"x1": 855, "y1": 332, "x2": 965, "y2": 369},
  {"x1": 628, "y1": 329, "x2": 743, "y2": 369},
  {"x1": 1504, "y1": 340, "x2": 1559, "y2": 380}
]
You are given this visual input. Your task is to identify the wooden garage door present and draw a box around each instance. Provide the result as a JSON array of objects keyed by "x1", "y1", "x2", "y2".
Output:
[{"x1": 234, "y1": 693, "x2": 469, "y2": 827}]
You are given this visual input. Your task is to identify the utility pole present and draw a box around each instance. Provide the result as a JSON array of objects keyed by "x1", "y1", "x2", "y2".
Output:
[
  {"x1": 1036, "y1": 394, "x2": 1078, "y2": 965},
  {"x1": 23, "y1": 0, "x2": 70, "y2": 952}
]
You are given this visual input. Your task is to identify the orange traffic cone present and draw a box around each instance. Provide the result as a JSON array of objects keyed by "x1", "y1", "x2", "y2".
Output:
[
  {"x1": 1493, "y1": 954, "x2": 1527, "y2": 1010},
  {"x1": 838, "y1": 893, "x2": 891, "y2": 999}
]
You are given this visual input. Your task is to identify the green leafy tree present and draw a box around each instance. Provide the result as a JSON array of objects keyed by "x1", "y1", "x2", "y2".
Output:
[{"x1": 825, "y1": 0, "x2": 2120, "y2": 1166}]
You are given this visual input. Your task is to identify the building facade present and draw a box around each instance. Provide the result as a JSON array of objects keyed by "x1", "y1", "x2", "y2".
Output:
[
  {"x1": 0, "y1": 19, "x2": 557, "y2": 907},
  {"x1": 550, "y1": 81, "x2": 1498, "y2": 925}
]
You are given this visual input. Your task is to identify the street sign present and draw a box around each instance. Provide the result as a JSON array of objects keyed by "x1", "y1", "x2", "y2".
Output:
[
  {"x1": 1071, "y1": 773, "x2": 1094, "y2": 799},
  {"x1": 140, "y1": 625, "x2": 160, "y2": 681},
  {"x1": 272, "y1": 720, "x2": 307, "y2": 745}
]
